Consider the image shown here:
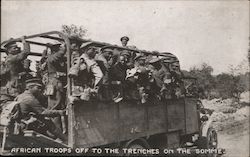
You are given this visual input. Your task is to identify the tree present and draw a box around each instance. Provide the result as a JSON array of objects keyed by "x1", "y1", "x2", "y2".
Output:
[
  {"x1": 61, "y1": 24, "x2": 87, "y2": 38},
  {"x1": 189, "y1": 63, "x2": 215, "y2": 99}
]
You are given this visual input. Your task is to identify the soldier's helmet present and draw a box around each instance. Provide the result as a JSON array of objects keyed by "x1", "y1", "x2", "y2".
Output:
[
  {"x1": 149, "y1": 58, "x2": 161, "y2": 64},
  {"x1": 3, "y1": 38, "x2": 17, "y2": 49},
  {"x1": 134, "y1": 54, "x2": 146, "y2": 61},
  {"x1": 47, "y1": 40, "x2": 62, "y2": 48},
  {"x1": 25, "y1": 78, "x2": 43, "y2": 88},
  {"x1": 120, "y1": 36, "x2": 129, "y2": 42}
]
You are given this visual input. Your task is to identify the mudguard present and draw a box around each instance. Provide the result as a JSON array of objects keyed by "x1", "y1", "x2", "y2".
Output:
[{"x1": 200, "y1": 113, "x2": 215, "y2": 137}]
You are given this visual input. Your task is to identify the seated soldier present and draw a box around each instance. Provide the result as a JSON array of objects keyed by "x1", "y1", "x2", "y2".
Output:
[
  {"x1": 15, "y1": 78, "x2": 67, "y2": 142},
  {"x1": 126, "y1": 54, "x2": 150, "y2": 103},
  {"x1": 110, "y1": 54, "x2": 129, "y2": 102},
  {"x1": 120, "y1": 50, "x2": 135, "y2": 69},
  {"x1": 169, "y1": 61, "x2": 186, "y2": 98},
  {"x1": 148, "y1": 58, "x2": 172, "y2": 100}
]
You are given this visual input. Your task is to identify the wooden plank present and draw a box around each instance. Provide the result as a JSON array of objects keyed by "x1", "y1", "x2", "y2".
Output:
[
  {"x1": 74, "y1": 101, "x2": 119, "y2": 147},
  {"x1": 147, "y1": 100, "x2": 167, "y2": 133},
  {"x1": 118, "y1": 101, "x2": 147, "y2": 141},
  {"x1": 167, "y1": 99, "x2": 185, "y2": 133},
  {"x1": 2, "y1": 131, "x2": 67, "y2": 149},
  {"x1": 185, "y1": 98, "x2": 199, "y2": 134}
]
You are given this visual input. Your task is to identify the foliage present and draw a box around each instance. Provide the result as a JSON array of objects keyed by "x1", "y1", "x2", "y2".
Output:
[
  {"x1": 189, "y1": 63, "x2": 215, "y2": 99},
  {"x1": 61, "y1": 24, "x2": 87, "y2": 38},
  {"x1": 188, "y1": 62, "x2": 249, "y2": 100}
]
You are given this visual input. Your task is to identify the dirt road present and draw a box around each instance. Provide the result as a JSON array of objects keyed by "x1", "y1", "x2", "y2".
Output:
[
  {"x1": 203, "y1": 98, "x2": 249, "y2": 157},
  {"x1": 218, "y1": 119, "x2": 249, "y2": 157}
]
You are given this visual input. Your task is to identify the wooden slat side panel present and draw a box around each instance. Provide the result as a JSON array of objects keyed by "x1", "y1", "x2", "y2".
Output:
[
  {"x1": 185, "y1": 98, "x2": 199, "y2": 134},
  {"x1": 119, "y1": 101, "x2": 147, "y2": 141},
  {"x1": 148, "y1": 101, "x2": 167, "y2": 133},
  {"x1": 167, "y1": 99, "x2": 185, "y2": 132},
  {"x1": 74, "y1": 101, "x2": 119, "y2": 147}
]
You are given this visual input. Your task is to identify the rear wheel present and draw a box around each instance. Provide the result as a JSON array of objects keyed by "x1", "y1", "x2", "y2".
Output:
[{"x1": 122, "y1": 140, "x2": 150, "y2": 156}]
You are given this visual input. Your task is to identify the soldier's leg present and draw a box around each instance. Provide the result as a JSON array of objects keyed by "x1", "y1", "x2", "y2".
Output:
[{"x1": 44, "y1": 119, "x2": 67, "y2": 143}]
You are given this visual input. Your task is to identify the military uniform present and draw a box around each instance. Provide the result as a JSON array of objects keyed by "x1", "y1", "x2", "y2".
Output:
[
  {"x1": 4, "y1": 41, "x2": 30, "y2": 97},
  {"x1": 95, "y1": 48, "x2": 114, "y2": 100},
  {"x1": 15, "y1": 79, "x2": 67, "y2": 142},
  {"x1": 68, "y1": 47, "x2": 103, "y2": 101},
  {"x1": 148, "y1": 58, "x2": 172, "y2": 99},
  {"x1": 19, "y1": 59, "x2": 35, "y2": 92},
  {"x1": 46, "y1": 43, "x2": 67, "y2": 132}
]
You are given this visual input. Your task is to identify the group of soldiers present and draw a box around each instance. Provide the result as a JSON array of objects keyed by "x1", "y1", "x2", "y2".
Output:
[
  {"x1": 68, "y1": 36, "x2": 185, "y2": 104},
  {"x1": 0, "y1": 37, "x2": 67, "y2": 142},
  {"x1": 0, "y1": 35, "x2": 185, "y2": 143}
]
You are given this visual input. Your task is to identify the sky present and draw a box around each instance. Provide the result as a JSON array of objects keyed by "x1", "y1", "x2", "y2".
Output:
[{"x1": 1, "y1": 0, "x2": 249, "y2": 74}]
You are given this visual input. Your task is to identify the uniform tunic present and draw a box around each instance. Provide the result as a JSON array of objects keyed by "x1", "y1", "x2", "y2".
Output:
[
  {"x1": 16, "y1": 90, "x2": 45, "y2": 119},
  {"x1": 4, "y1": 43, "x2": 30, "y2": 96}
]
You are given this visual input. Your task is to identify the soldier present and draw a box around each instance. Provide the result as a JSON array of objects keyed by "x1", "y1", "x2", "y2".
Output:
[
  {"x1": 126, "y1": 55, "x2": 150, "y2": 103},
  {"x1": 169, "y1": 61, "x2": 186, "y2": 98},
  {"x1": 19, "y1": 59, "x2": 35, "y2": 92},
  {"x1": 95, "y1": 47, "x2": 114, "y2": 100},
  {"x1": 148, "y1": 58, "x2": 172, "y2": 99},
  {"x1": 15, "y1": 78, "x2": 67, "y2": 142},
  {"x1": 120, "y1": 50, "x2": 135, "y2": 69},
  {"x1": 96, "y1": 47, "x2": 114, "y2": 84},
  {"x1": 70, "y1": 36, "x2": 82, "y2": 65},
  {"x1": 46, "y1": 40, "x2": 67, "y2": 132},
  {"x1": 68, "y1": 47, "x2": 103, "y2": 101},
  {"x1": 0, "y1": 57, "x2": 9, "y2": 87},
  {"x1": 120, "y1": 36, "x2": 129, "y2": 47},
  {"x1": 3, "y1": 37, "x2": 30, "y2": 97},
  {"x1": 0, "y1": 94, "x2": 15, "y2": 112},
  {"x1": 110, "y1": 55, "x2": 129, "y2": 102}
]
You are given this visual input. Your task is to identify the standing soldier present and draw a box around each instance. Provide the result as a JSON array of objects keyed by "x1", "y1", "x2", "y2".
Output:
[
  {"x1": 19, "y1": 59, "x2": 35, "y2": 92},
  {"x1": 120, "y1": 36, "x2": 136, "y2": 67},
  {"x1": 45, "y1": 40, "x2": 67, "y2": 132},
  {"x1": 70, "y1": 36, "x2": 82, "y2": 66},
  {"x1": 95, "y1": 47, "x2": 114, "y2": 100},
  {"x1": 3, "y1": 37, "x2": 30, "y2": 97},
  {"x1": 68, "y1": 46, "x2": 103, "y2": 101}
]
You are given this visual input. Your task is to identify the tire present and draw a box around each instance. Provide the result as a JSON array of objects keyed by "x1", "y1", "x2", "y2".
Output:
[
  {"x1": 197, "y1": 128, "x2": 218, "y2": 157},
  {"x1": 123, "y1": 142, "x2": 149, "y2": 156}
]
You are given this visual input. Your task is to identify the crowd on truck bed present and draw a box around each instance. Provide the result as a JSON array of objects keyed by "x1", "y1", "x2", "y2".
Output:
[
  {"x1": 0, "y1": 35, "x2": 187, "y2": 143},
  {"x1": 68, "y1": 36, "x2": 186, "y2": 104}
]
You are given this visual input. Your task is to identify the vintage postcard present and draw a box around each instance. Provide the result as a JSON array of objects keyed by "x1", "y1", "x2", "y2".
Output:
[{"x1": 0, "y1": 0, "x2": 249, "y2": 157}]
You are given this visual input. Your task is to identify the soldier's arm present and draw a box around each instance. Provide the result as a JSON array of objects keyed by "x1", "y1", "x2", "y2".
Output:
[
  {"x1": 15, "y1": 36, "x2": 30, "y2": 60},
  {"x1": 41, "y1": 109, "x2": 65, "y2": 117},
  {"x1": 91, "y1": 63, "x2": 103, "y2": 87},
  {"x1": 48, "y1": 44, "x2": 66, "y2": 63}
]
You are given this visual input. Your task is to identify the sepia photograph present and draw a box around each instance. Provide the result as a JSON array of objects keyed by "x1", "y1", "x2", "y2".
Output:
[{"x1": 0, "y1": 0, "x2": 249, "y2": 157}]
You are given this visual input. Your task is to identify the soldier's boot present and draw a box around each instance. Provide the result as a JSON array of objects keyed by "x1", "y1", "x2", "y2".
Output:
[
  {"x1": 141, "y1": 93, "x2": 148, "y2": 104},
  {"x1": 50, "y1": 126, "x2": 67, "y2": 143},
  {"x1": 113, "y1": 92, "x2": 123, "y2": 103}
]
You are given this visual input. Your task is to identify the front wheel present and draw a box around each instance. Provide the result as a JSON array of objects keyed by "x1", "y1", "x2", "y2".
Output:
[{"x1": 197, "y1": 128, "x2": 218, "y2": 157}]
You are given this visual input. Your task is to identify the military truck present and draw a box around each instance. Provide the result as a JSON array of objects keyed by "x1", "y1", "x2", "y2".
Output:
[{"x1": 0, "y1": 31, "x2": 219, "y2": 156}]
